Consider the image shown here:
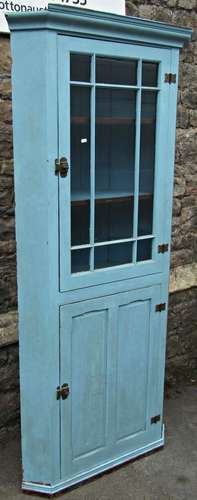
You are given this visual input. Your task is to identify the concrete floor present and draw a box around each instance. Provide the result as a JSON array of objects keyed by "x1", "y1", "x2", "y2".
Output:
[{"x1": 0, "y1": 384, "x2": 197, "y2": 500}]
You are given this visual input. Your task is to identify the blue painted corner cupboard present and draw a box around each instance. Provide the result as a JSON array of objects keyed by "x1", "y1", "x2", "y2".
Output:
[{"x1": 7, "y1": 5, "x2": 192, "y2": 496}]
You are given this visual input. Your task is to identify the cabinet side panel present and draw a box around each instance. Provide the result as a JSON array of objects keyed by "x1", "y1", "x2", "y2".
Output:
[
  {"x1": 11, "y1": 30, "x2": 60, "y2": 484},
  {"x1": 159, "y1": 49, "x2": 180, "y2": 419}
]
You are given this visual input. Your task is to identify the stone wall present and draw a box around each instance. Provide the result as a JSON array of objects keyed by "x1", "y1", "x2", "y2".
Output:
[
  {"x1": 0, "y1": 342, "x2": 19, "y2": 443},
  {"x1": 167, "y1": 287, "x2": 197, "y2": 385},
  {"x1": 0, "y1": 36, "x2": 16, "y2": 317},
  {"x1": 0, "y1": 0, "x2": 196, "y2": 440},
  {"x1": 126, "y1": 0, "x2": 197, "y2": 270}
]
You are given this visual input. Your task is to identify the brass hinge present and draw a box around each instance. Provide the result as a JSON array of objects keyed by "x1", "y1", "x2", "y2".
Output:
[
  {"x1": 155, "y1": 303, "x2": 166, "y2": 312},
  {"x1": 56, "y1": 383, "x2": 70, "y2": 400},
  {"x1": 165, "y1": 73, "x2": 176, "y2": 84},
  {"x1": 158, "y1": 244, "x2": 169, "y2": 254},
  {"x1": 151, "y1": 415, "x2": 161, "y2": 425},
  {"x1": 55, "y1": 157, "x2": 69, "y2": 177}
]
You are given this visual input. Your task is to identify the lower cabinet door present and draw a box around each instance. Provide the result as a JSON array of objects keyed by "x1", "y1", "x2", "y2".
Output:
[{"x1": 60, "y1": 285, "x2": 165, "y2": 486}]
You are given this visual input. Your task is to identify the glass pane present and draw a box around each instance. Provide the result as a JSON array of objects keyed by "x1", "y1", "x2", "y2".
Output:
[
  {"x1": 96, "y1": 57, "x2": 137, "y2": 85},
  {"x1": 95, "y1": 243, "x2": 133, "y2": 269},
  {"x1": 142, "y1": 62, "x2": 158, "y2": 87},
  {"x1": 95, "y1": 198, "x2": 133, "y2": 243},
  {"x1": 71, "y1": 86, "x2": 90, "y2": 244},
  {"x1": 71, "y1": 202, "x2": 90, "y2": 246},
  {"x1": 138, "y1": 92, "x2": 157, "y2": 236},
  {"x1": 70, "y1": 54, "x2": 91, "y2": 82},
  {"x1": 137, "y1": 239, "x2": 152, "y2": 262},
  {"x1": 138, "y1": 197, "x2": 153, "y2": 236},
  {"x1": 71, "y1": 249, "x2": 90, "y2": 273},
  {"x1": 95, "y1": 88, "x2": 136, "y2": 242}
]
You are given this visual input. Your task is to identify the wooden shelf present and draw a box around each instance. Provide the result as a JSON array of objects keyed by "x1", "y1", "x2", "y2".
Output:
[
  {"x1": 71, "y1": 192, "x2": 153, "y2": 206},
  {"x1": 71, "y1": 117, "x2": 153, "y2": 125},
  {"x1": 96, "y1": 117, "x2": 135, "y2": 125}
]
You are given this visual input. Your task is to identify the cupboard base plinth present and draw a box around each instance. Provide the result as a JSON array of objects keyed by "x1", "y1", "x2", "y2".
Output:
[{"x1": 22, "y1": 426, "x2": 164, "y2": 496}]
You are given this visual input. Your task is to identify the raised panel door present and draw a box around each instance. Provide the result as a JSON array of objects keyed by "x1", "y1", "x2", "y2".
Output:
[{"x1": 60, "y1": 285, "x2": 165, "y2": 486}]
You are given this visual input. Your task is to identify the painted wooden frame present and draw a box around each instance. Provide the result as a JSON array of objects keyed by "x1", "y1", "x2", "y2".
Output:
[{"x1": 7, "y1": 5, "x2": 192, "y2": 496}]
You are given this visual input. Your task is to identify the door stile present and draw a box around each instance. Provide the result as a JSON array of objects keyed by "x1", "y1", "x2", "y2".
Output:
[
  {"x1": 58, "y1": 40, "x2": 71, "y2": 285},
  {"x1": 152, "y1": 53, "x2": 172, "y2": 260},
  {"x1": 60, "y1": 309, "x2": 73, "y2": 479},
  {"x1": 145, "y1": 286, "x2": 163, "y2": 435}
]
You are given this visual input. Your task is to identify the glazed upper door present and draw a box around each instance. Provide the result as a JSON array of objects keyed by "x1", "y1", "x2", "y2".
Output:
[{"x1": 58, "y1": 37, "x2": 171, "y2": 291}]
